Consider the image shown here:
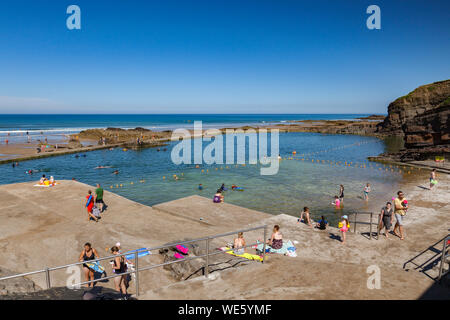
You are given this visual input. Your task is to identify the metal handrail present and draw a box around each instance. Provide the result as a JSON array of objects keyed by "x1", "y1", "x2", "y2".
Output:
[
  {"x1": 438, "y1": 235, "x2": 450, "y2": 281},
  {"x1": 0, "y1": 225, "x2": 268, "y2": 297},
  {"x1": 348, "y1": 211, "x2": 380, "y2": 240}
]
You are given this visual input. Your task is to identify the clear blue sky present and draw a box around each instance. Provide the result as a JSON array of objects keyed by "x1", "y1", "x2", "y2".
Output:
[{"x1": 0, "y1": 0, "x2": 449, "y2": 114}]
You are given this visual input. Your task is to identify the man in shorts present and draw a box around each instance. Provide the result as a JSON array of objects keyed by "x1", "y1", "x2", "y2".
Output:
[
  {"x1": 393, "y1": 191, "x2": 408, "y2": 240},
  {"x1": 95, "y1": 183, "x2": 107, "y2": 212}
]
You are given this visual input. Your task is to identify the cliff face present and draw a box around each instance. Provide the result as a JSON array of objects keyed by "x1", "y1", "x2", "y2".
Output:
[{"x1": 377, "y1": 80, "x2": 450, "y2": 159}]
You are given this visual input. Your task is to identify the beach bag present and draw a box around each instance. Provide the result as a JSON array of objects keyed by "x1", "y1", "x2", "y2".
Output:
[{"x1": 92, "y1": 206, "x2": 101, "y2": 217}]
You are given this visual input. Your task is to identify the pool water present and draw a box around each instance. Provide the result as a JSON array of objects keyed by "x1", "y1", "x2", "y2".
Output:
[{"x1": 0, "y1": 132, "x2": 406, "y2": 225}]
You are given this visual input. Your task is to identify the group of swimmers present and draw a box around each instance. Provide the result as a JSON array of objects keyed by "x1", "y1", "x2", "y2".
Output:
[{"x1": 211, "y1": 183, "x2": 244, "y2": 203}]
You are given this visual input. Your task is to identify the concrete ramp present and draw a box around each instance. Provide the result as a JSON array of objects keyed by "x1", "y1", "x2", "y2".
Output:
[
  {"x1": 0, "y1": 181, "x2": 272, "y2": 292},
  {"x1": 153, "y1": 195, "x2": 271, "y2": 228}
]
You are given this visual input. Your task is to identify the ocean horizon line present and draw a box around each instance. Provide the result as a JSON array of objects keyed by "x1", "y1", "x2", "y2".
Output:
[{"x1": 0, "y1": 112, "x2": 386, "y2": 116}]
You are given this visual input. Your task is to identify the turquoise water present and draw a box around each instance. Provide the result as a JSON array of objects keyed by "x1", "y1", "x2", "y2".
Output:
[{"x1": 0, "y1": 132, "x2": 402, "y2": 225}]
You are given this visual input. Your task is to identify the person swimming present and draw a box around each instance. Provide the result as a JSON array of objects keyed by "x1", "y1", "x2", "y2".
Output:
[
  {"x1": 113, "y1": 170, "x2": 119, "y2": 175},
  {"x1": 95, "y1": 165, "x2": 112, "y2": 169},
  {"x1": 198, "y1": 184, "x2": 203, "y2": 190}
]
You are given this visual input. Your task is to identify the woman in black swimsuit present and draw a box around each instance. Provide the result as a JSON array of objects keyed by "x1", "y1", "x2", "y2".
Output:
[
  {"x1": 339, "y1": 185, "x2": 344, "y2": 203},
  {"x1": 78, "y1": 242, "x2": 99, "y2": 287},
  {"x1": 111, "y1": 246, "x2": 128, "y2": 299}
]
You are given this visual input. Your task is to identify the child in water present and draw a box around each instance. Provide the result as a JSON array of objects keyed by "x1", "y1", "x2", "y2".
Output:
[
  {"x1": 213, "y1": 190, "x2": 224, "y2": 203},
  {"x1": 338, "y1": 215, "x2": 350, "y2": 244},
  {"x1": 332, "y1": 196, "x2": 341, "y2": 208},
  {"x1": 363, "y1": 183, "x2": 371, "y2": 201}
]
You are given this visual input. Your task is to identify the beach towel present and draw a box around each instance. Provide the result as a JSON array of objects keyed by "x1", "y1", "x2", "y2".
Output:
[
  {"x1": 124, "y1": 248, "x2": 152, "y2": 260},
  {"x1": 174, "y1": 252, "x2": 184, "y2": 259},
  {"x1": 85, "y1": 261, "x2": 105, "y2": 273},
  {"x1": 33, "y1": 183, "x2": 59, "y2": 188},
  {"x1": 175, "y1": 245, "x2": 189, "y2": 255},
  {"x1": 219, "y1": 247, "x2": 263, "y2": 262},
  {"x1": 256, "y1": 240, "x2": 296, "y2": 255}
]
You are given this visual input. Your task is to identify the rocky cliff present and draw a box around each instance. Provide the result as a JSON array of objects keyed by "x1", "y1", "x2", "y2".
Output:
[{"x1": 377, "y1": 80, "x2": 450, "y2": 160}]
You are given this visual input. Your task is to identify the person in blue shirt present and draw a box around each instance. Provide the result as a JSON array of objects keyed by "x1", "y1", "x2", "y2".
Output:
[{"x1": 316, "y1": 216, "x2": 328, "y2": 230}]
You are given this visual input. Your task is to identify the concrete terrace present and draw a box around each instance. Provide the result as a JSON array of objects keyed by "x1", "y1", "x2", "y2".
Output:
[{"x1": 0, "y1": 178, "x2": 449, "y2": 299}]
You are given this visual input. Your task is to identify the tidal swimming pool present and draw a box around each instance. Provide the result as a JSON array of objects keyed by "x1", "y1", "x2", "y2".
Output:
[{"x1": 0, "y1": 132, "x2": 407, "y2": 224}]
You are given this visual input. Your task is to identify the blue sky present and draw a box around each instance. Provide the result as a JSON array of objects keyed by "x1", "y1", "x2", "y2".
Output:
[{"x1": 0, "y1": 0, "x2": 449, "y2": 114}]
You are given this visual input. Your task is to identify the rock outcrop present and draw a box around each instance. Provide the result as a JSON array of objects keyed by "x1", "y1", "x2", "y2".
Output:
[
  {"x1": 377, "y1": 79, "x2": 450, "y2": 160},
  {"x1": 0, "y1": 267, "x2": 37, "y2": 296}
]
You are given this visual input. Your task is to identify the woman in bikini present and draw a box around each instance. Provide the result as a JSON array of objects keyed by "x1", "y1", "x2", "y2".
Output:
[{"x1": 78, "y1": 242, "x2": 100, "y2": 287}]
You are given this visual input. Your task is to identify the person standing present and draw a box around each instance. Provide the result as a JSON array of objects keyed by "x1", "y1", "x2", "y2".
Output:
[
  {"x1": 85, "y1": 190, "x2": 98, "y2": 222},
  {"x1": 363, "y1": 183, "x2": 371, "y2": 201},
  {"x1": 339, "y1": 215, "x2": 350, "y2": 245},
  {"x1": 78, "y1": 243, "x2": 100, "y2": 288},
  {"x1": 378, "y1": 202, "x2": 394, "y2": 238},
  {"x1": 339, "y1": 185, "x2": 344, "y2": 203},
  {"x1": 111, "y1": 246, "x2": 128, "y2": 300},
  {"x1": 429, "y1": 169, "x2": 438, "y2": 190},
  {"x1": 95, "y1": 183, "x2": 106, "y2": 212},
  {"x1": 393, "y1": 191, "x2": 408, "y2": 240}
]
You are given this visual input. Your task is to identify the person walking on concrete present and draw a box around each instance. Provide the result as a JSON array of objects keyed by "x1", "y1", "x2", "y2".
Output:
[
  {"x1": 79, "y1": 243, "x2": 100, "y2": 288},
  {"x1": 111, "y1": 246, "x2": 128, "y2": 300},
  {"x1": 393, "y1": 191, "x2": 408, "y2": 240},
  {"x1": 378, "y1": 202, "x2": 394, "y2": 238},
  {"x1": 95, "y1": 183, "x2": 107, "y2": 212}
]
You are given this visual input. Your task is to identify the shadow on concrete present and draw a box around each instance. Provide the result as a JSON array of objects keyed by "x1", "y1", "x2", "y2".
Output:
[
  {"x1": 0, "y1": 285, "x2": 137, "y2": 300},
  {"x1": 418, "y1": 278, "x2": 450, "y2": 300},
  {"x1": 403, "y1": 234, "x2": 449, "y2": 281}
]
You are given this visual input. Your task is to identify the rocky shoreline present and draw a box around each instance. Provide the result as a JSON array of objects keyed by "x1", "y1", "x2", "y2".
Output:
[{"x1": 376, "y1": 79, "x2": 450, "y2": 161}]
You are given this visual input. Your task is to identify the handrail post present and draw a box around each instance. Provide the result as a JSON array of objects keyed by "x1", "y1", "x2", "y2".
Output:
[
  {"x1": 369, "y1": 212, "x2": 373, "y2": 240},
  {"x1": 438, "y1": 237, "x2": 448, "y2": 282},
  {"x1": 377, "y1": 213, "x2": 380, "y2": 240},
  {"x1": 262, "y1": 226, "x2": 267, "y2": 263},
  {"x1": 45, "y1": 267, "x2": 51, "y2": 289},
  {"x1": 353, "y1": 213, "x2": 357, "y2": 233},
  {"x1": 205, "y1": 238, "x2": 210, "y2": 278},
  {"x1": 134, "y1": 251, "x2": 139, "y2": 297}
]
